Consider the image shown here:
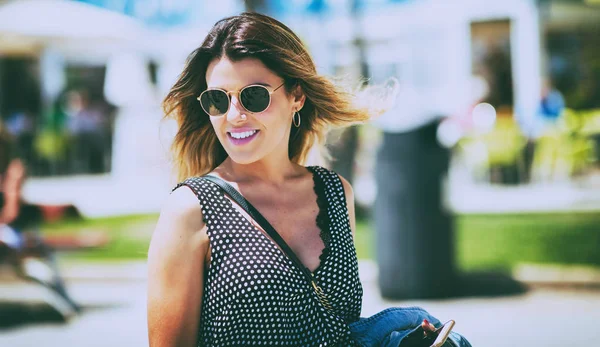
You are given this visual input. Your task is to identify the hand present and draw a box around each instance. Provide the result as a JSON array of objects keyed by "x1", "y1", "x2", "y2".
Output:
[
  {"x1": 421, "y1": 319, "x2": 438, "y2": 338},
  {"x1": 398, "y1": 319, "x2": 441, "y2": 347}
]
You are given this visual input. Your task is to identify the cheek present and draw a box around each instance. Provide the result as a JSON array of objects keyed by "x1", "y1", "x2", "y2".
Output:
[
  {"x1": 266, "y1": 100, "x2": 292, "y2": 127},
  {"x1": 209, "y1": 117, "x2": 224, "y2": 130},
  {"x1": 262, "y1": 110, "x2": 290, "y2": 134},
  {"x1": 208, "y1": 117, "x2": 227, "y2": 139}
]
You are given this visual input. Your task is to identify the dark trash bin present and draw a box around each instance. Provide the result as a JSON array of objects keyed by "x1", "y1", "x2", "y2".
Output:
[{"x1": 374, "y1": 120, "x2": 456, "y2": 299}]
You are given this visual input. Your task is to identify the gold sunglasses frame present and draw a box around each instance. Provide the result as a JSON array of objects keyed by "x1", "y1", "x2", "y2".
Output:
[{"x1": 197, "y1": 82, "x2": 285, "y2": 117}]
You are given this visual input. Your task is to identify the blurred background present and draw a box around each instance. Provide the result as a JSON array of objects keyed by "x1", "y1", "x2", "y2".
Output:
[{"x1": 1, "y1": 0, "x2": 600, "y2": 346}]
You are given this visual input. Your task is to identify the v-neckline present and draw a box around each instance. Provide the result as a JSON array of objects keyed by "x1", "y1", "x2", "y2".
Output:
[{"x1": 213, "y1": 166, "x2": 329, "y2": 275}]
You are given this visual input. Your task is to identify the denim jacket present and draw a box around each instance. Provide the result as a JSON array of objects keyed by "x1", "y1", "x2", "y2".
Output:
[{"x1": 348, "y1": 307, "x2": 472, "y2": 347}]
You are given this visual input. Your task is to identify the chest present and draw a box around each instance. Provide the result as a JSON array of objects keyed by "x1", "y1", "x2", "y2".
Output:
[{"x1": 231, "y1": 183, "x2": 325, "y2": 271}]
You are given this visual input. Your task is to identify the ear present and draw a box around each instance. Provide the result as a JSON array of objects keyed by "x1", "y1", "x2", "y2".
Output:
[{"x1": 291, "y1": 84, "x2": 306, "y2": 111}]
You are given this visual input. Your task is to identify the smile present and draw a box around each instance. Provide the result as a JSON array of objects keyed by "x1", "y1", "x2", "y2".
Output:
[
  {"x1": 229, "y1": 130, "x2": 258, "y2": 139},
  {"x1": 227, "y1": 130, "x2": 260, "y2": 145}
]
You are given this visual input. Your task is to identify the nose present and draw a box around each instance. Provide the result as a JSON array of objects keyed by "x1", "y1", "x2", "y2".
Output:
[{"x1": 225, "y1": 94, "x2": 247, "y2": 123}]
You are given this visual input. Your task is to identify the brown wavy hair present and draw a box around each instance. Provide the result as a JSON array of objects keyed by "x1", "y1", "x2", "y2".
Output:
[{"x1": 163, "y1": 12, "x2": 372, "y2": 181}]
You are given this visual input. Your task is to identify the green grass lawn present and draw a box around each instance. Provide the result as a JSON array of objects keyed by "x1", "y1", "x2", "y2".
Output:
[
  {"x1": 46, "y1": 212, "x2": 600, "y2": 272},
  {"x1": 43, "y1": 214, "x2": 159, "y2": 261},
  {"x1": 356, "y1": 212, "x2": 600, "y2": 272},
  {"x1": 454, "y1": 213, "x2": 600, "y2": 271}
]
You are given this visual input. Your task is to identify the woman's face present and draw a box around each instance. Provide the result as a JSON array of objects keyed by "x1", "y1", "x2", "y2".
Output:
[{"x1": 204, "y1": 57, "x2": 304, "y2": 165}]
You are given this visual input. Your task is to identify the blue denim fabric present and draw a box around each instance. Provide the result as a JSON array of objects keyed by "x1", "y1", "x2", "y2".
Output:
[{"x1": 348, "y1": 307, "x2": 472, "y2": 347}]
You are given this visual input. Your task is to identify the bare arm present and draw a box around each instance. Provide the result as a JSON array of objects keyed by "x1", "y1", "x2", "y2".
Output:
[
  {"x1": 338, "y1": 175, "x2": 356, "y2": 239},
  {"x1": 147, "y1": 187, "x2": 209, "y2": 347},
  {"x1": 0, "y1": 159, "x2": 25, "y2": 224}
]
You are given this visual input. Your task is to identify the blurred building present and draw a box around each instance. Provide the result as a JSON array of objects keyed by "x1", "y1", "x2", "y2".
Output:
[
  {"x1": 0, "y1": 0, "x2": 242, "y2": 216},
  {"x1": 277, "y1": 0, "x2": 600, "y2": 197}
]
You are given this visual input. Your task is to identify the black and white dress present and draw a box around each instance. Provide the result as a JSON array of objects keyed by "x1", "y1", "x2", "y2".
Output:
[{"x1": 174, "y1": 166, "x2": 363, "y2": 346}]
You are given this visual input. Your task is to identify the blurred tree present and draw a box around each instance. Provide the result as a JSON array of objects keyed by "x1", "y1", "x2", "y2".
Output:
[{"x1": 243, "y1": 0, "x2": 265, "y2": 12}]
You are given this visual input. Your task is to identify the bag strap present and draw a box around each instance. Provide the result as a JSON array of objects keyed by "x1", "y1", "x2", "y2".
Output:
[{"x1": 202, "y1": 175, "x2": 334, "y2": 312}]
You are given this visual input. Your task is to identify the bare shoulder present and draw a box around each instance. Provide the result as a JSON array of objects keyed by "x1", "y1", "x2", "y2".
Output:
[
  {"x1": 159, "y1": 186, "x2": 205, "y2": 230},
  {"x1": 149, "y1": 185, "x2": 208, "y2": 258}
]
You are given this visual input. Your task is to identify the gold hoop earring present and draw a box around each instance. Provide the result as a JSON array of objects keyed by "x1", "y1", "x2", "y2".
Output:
[{"x1": 293, "y1": 111, "x2": 301, "y2": 128}]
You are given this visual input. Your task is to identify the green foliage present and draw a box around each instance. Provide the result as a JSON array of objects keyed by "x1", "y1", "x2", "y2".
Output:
[
  {"x1": 480, "y1": 117, "x2": 527, "y2": 166},
  {"x1": 458, "y1": 109, "x2": 600, "y2": 181},
  {"x1": 33, "y1": 130, "x2": 70, "y2": 160},
  {"x1": 534, "y1": 109, "x2": 598, "y2": 177}
]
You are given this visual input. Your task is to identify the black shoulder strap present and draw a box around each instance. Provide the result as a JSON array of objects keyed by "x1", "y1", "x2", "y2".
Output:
[
  {"x1": 202, "y1": 175, "x2": 335, "y2": 312},
  {"x1": 201, "y1": 175, "x2": 315, "y2": 282}
]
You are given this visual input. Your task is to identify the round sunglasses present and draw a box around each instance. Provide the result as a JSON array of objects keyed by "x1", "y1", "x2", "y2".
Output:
[{"x1": 197, "y1": 82, "x2": 285, "y2": 117}]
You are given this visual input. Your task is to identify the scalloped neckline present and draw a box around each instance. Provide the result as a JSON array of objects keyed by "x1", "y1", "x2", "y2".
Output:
[
  {"x1": 306, "y1": 165, "x2": 331, "y2": 275},
  {"x1": 220, "y1": 166, "x2": 331, "y2": 275}
]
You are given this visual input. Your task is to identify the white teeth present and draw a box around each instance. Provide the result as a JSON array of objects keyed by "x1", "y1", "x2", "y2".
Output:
[{"x1": 230, "y1": 130, "x2": 257, "y2": 139}]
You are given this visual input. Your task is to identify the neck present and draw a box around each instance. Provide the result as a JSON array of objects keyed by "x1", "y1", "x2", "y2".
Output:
[{"x1": 218, "y1": 157, "x2": 301, "y2": 187}]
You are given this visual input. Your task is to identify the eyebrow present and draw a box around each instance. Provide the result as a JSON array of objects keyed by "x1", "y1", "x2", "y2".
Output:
[
  {"x1": 206, "y1": 82, "x2": 273, "y2": 90},
  {"x1": 252, "y1": 82, "x2": 271, "y2": 87}
]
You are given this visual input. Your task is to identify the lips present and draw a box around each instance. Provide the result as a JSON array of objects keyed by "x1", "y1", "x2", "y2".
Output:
[{"x1": 227, "y1": 129, "x2": 260, "y2": 146}]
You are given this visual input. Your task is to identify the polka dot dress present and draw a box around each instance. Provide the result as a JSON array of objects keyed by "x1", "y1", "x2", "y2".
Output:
[{"x1": 173, "y1": 166, "x2": 363, "y2": 346}]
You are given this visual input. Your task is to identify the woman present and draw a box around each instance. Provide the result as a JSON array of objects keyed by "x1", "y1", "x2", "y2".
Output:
[
  {"x1": 147, "y1": 11, "x2": 371, "y2": 346},
  {"x1": 147, "y1": 12, "x2": 446, "y2": 347}
]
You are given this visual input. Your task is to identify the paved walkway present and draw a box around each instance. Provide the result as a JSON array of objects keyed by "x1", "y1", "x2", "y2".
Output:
[
  {"x1": 2, "y1": 261, "x2": 600, "y2": 346},
  {"x1": 446, "y1": 180, "x2": 600, "y2": 214}
]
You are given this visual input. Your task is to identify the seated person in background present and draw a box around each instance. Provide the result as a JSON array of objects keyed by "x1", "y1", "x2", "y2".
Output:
[{"x1": 0, "y1": 127, "x2": 80, "y2": 316}]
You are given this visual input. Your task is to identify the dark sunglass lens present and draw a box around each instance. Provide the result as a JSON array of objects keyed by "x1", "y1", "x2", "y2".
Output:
[
  {"x1": 200, "y1": 90, "x2": 229, "y2": 116},
  {"x1": 240, "y1": 86, "x2": 270, "y2": 113}
]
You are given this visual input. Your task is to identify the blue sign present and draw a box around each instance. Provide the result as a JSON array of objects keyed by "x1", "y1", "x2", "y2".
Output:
[{"x1": 306, "y1": 0, "x2": 327, "y2": 14}]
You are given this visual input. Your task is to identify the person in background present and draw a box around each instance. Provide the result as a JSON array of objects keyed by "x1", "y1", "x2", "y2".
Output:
[
  {"x1": 64, "y1": 89, "x2": 110, "y2": 174},
  {"x1": 0, "y1": 127, "x2": 25, "y2": 226},
  {"x1": 0, "y1": 126, "x2": 80, "y2": 318}
]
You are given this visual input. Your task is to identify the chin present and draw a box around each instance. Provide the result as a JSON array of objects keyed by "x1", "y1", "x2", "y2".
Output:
[{"x1": 225, "y1": 152, "x2": 263, "y2": 165}]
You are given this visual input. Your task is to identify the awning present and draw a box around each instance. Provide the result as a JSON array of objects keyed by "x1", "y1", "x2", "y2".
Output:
[{"x1": 0, "y1": 0, "x2": 146, "y2": 54}]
